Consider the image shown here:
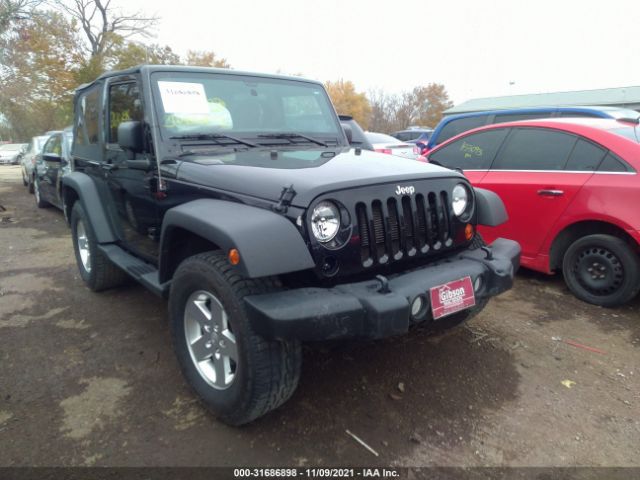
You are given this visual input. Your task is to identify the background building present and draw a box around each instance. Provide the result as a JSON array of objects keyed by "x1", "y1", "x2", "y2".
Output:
[{"x1": 445, "y1": 86, "x2": 640, "y2": 115}]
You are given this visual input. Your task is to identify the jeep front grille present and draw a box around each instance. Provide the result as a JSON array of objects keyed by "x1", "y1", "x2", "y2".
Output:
[{"x1": 356, "y1": 192, "x2": 455, "y2": 267}]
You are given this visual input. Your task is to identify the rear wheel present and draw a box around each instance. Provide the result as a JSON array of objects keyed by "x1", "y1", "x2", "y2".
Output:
[
  {"x1": 70, "y1": 202, "x2": 127, "y2": 291},
  {"x1": 28, "y1": 174, "x2": 34, "y2": 194},
  {"x1": 21, "y1": 168, "x2": 27, "y2": 186},
  {"x1": 169, "y1": 252, "x2": 301, "y2": 425},
  {"x1": 562, "y1": 234, "x2": 640, "y2": 307}
]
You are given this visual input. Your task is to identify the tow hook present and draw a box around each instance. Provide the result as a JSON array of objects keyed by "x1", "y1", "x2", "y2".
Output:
[
  {"x1": 481, "y1": 246, "x2": 494, "y2": 260},
  {"x1": 376, "y1": 275, "x2": 391, "y2": 294}
]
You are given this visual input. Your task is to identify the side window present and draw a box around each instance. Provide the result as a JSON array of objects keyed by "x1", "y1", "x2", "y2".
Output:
[
  {"x1": 558, "y1": 111, "x2": 601, "y2": 118},
  {"x1": 565, "y1": 138, "x2": 606, "y2": 171},
  {"x1": 436, "y1": 115, "x2": 490, "y2": 145},
  {"x1": 109, "y1": 82, "x2": 143, "y2": 143},
  {"x1": 428, "y1": 129, "x2": 509, "y2": 170},
  {"x1": 43, "y1": 135, "x2": 62, "y2": 155},
  {"x1": 597, "y1": 152, "x2": 633, "y2": 172},
  {"x1": 493, "y1": 128, "x2": 577, "y2": 171},
  {"x1": 493, "y1": 112, "x2": 552, "y2": 123}
]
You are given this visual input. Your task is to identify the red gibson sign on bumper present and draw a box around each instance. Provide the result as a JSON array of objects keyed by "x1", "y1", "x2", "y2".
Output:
[{"x1": 430, "y1": 276, "x2": 476, "y2": 320}]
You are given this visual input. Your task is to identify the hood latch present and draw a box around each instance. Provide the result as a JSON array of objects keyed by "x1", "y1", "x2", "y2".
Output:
[{"x1": 273, "y1": 184, "x2": 296, "y2": 213}]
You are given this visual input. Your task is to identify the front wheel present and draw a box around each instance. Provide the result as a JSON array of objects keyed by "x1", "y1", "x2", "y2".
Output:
[
  {"x1": 169, "y1": 252, "x2": 301, "y2": 426},
  {"x1": 21, "y1": 168, "x2": 27, "y2": 186},
  {"x1": 34, "y1": 178, "x2": 48, "y2": 208},
  {"x1": 562, "y1": 234, "x2": 640, "y2": 307}
]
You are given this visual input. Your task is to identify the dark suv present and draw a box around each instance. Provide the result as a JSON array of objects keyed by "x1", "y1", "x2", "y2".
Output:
[{"x1": 62, "y1": 65, "x2": 520, "y2": 425}]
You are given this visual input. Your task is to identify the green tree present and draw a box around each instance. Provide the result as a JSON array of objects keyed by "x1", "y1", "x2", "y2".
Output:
[
  {"x1": 411, "y1": 83, "x2": 453, "y2": 128},
  {"x1": 325, "y1": 79, "x2": 371, "y2": 130},
  {"x1": 0, "y1": 9, "x2": 83, "y2": 139},
  {"x1": 109, "y1": 39, "x2": 180, "y2": 70},
  {"x1": 183, "y1": 49, "x2": 229, "y2": 68}
]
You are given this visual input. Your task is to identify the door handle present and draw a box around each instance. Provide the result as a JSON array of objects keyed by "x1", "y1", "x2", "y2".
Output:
[
  {"x1": 537, "y1": 189, "x2": 564, "y2": 197},
  {"x1": 100, "y1": 163, "x2": 119, "y2": 172}
]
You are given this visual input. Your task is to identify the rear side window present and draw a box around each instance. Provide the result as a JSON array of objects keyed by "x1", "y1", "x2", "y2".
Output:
[
  {"x1": 557, "y1": 111, "x2": 601, "y2": 118},
  {"x1": 73, "y1": 84, "x2": 102, "y2": 158},
  {"x1": 429, "y1": 129, "x2": 509, "y2": 170},
  {"x1": 493, "y1": 112, "x2": 552, "y2": 123},
  {"x1": 436, "y1": 115, "x2": 490, "y2": 145},
  {"x1": 493, "y1": 128, "x2": 576, "y2": 171},
  {"x1": 565, "y1": 139, "x2": 606, "y2": 171},
  {"x1": 598, "y1": 152, "x2": 633, "y2": 172},
  {"x1": 75, "y1": 87, "x2": 100, "y2": 146}
]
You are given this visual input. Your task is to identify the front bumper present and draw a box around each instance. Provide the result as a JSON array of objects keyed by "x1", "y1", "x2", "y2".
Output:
[{"x1": 245, "y1": 238, "x2": 521, "y2": 341}]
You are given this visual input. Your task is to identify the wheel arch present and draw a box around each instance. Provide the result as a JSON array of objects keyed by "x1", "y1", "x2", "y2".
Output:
[
  {"x1": 159, "y1": 199, "x2": 315, "y2": 283},
  {"x1": 549, "y1": 220, "x2": 640, "y2": 271},
  {"x1": 61, "y1": 172, "x2": 117, "y2": 243}
]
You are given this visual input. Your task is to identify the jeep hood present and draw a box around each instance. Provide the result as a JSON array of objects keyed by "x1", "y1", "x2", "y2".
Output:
[{"x1": 174, "y1": 147, "x2": 464, "y2": 207}]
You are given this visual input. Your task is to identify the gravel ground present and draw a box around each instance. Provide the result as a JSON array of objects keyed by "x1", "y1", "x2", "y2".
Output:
[{"x1": 0, "y1": 164, "x2": 639, "y2": 467}]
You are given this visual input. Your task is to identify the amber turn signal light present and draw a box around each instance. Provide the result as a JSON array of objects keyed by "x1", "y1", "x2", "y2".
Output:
[
  {"x1": 228, "y1": 248, "x2": 241, "y2": 265},
  {"x1": 465, "y1": 224, "x2": 474, "y2": 241}
]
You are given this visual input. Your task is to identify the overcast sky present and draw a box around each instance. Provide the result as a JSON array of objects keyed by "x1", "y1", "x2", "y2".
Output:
[{"x1": 134, "y1": 0, "x2": 640, "y2": 105}]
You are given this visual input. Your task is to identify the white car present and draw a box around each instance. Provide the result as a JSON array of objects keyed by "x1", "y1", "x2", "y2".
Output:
[
  {"x1": 21, "y1": 135, "x2": 50, "y2": 192},
  {"x1": 0, "y1": 143, "x2": 27, "y2": 165},
  {"x1": 364, "y1": 132, "x2": 420, "y2": 160}
]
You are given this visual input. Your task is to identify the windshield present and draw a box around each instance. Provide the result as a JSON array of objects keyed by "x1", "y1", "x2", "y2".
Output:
[
  {"x1": 34, "y1": 136, "x2": 49, "y2": 152},
  {"x1": 151, "y1": 72, "x2": 343, "y2": 143},
  {"x1": 366, "y1": 132, "x2": 403, "y2": 144}
]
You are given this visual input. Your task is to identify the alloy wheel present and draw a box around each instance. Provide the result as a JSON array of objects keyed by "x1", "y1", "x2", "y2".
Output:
[{"x1": 184, "y1": 290, "x2": 238, "y2": 389}]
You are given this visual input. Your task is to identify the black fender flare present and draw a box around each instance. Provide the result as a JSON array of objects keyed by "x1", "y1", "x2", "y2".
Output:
[
  {"x1": 61, "y1": 172, "x2": 117, "y2": 243},
  {"x1": 160, "y1": 199, "x2": 315, "y2": 281},
  {"x1": 474, "y1": 187, "x2": 508, "y2": 227}
]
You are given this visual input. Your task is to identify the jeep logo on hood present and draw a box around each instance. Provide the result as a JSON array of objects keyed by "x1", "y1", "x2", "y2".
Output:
[{"x1": 395, "y1": 185, "x2": 415, "y2": 196}]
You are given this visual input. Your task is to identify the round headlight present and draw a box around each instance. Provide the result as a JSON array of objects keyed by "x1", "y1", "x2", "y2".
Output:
[
  {"x1": 311, "y1": 201, "x2": 340, "y2": 243},
  {"x1": 452, "y1": 184, "x2": 469, "y2": 217}
]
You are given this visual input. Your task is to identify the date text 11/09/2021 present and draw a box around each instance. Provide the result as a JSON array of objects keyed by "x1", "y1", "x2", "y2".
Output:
[{"x1": 233, "y1": 468, "x2": 401, "y2": 478}]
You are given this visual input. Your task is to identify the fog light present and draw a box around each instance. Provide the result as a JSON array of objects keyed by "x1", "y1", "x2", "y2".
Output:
[
  {"x1": 411, "y1": 296, "x2": 425, "y2": 318},
  {"x1": 474, "y1": 276, "x2": 483, "y2": 292}
]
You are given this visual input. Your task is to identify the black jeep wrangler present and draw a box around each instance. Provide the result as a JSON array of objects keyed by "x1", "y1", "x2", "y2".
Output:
[{"x1": 62, "y1": 65, "x2": 520, "y2": 425}]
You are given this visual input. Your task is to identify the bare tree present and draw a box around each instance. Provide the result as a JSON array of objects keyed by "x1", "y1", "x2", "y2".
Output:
[
  {"x1": 51, "y1": 0, "x2": 158, "y2": 57},
  {"x1": 0, "y1": 0, "x2": 43, "y2": 34}
]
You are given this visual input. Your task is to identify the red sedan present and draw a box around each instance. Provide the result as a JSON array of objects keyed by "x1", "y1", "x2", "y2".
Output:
[{"x1": 426, "y1": 117, "x2": 640, "y2": 307}]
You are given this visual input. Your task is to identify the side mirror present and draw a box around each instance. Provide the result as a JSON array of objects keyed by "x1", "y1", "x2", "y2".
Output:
[
  {"x1": 342, "y1": 124, "x2": 353, "y2": 144},
  {"x1": 118, "y1": 121, "x2": 144, "y2": 153},
  {"x1": 43, "y1": 153, "x2": 62, "y2": 163}
]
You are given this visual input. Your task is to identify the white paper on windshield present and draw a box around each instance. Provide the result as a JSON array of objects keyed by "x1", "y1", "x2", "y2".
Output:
[{"x1": 158, "y1": 81, "x2": 209, "y2": 114}]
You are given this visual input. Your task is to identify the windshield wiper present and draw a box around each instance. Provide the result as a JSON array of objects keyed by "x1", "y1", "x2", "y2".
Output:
[
  {"x1": 170, "y1": 133, "x2": 259, "y2": 148},
  {"x1": 257, "y1": 132, "x2": 327, "y2": 147}
]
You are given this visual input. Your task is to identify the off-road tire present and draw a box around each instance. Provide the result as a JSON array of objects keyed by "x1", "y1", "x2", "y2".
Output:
[
  {"x1": 21, "y1": 169, "x2": 27, "y2": 186},
  {"x1": 28, "y1": 174, "x2": 34, "y2": 194},
  {"x1": 70, "y1": 202, "x2": 127, "y2": 291},
  {"x1": 34, "y1": 178, "x2": 48, "y2": 208},
  {"x1": 562, "y1": 234, "x2": 640, "y2": 307},
  {"x1": 169, "y1": 251, "x2": 302, "y2": 426}
]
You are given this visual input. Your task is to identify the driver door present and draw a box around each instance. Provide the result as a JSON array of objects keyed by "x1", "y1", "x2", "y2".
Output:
[{"x1": 103, "y1": 77, "x2": 161, "y2": 261}]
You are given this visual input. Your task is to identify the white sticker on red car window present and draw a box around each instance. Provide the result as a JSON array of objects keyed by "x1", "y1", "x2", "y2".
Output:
[{"x1": 158, "y1": 81, "x2": 209, "y2": 114}]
